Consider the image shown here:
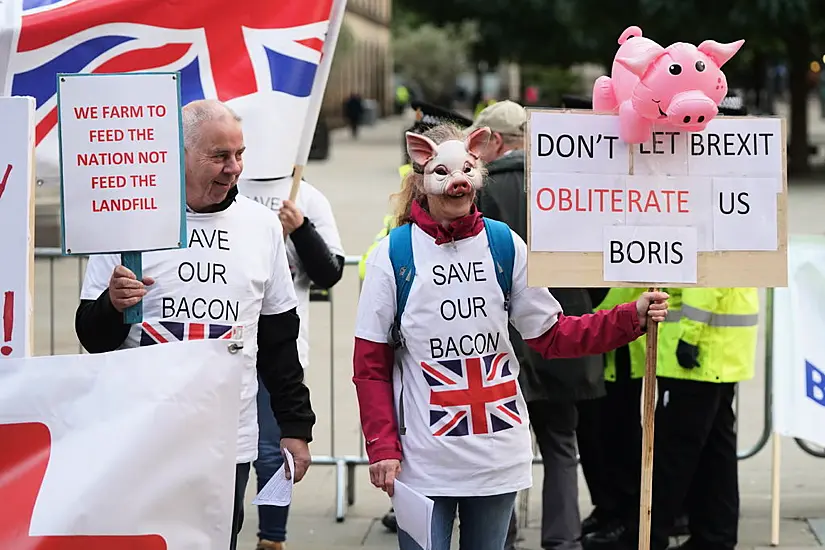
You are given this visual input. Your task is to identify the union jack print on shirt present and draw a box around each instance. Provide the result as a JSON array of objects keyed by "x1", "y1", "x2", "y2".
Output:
[
  {"x1": 5, "y1": 0, "x2": 334, "y2": 146},
  {"x1": 139, "y1": 321, "x2": 240, "y2": 346},
  {"x1": 421, "y1": 352, "x2": 522, "y2": 437}
]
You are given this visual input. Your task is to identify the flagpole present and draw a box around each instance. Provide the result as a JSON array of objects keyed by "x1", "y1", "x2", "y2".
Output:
[{"x1": 289, "y1": 0, "x2": 348, "y2": 202}]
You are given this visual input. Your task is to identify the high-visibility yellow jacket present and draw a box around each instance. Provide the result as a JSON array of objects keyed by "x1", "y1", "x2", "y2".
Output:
[
  {"x1": 358, "y1": 164, "x2": 410, "y2": 280},
  {"x1": 656, "y1": 287, "x2": 759, "y2": 383},
  {"x1": 594, "y1": 287, "x2": 647, "y2": 381}
]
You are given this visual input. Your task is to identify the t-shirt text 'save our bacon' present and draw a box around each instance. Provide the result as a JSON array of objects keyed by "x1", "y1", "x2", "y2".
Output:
[
  {"x1": 80, "y1": 194, "x2": 299, "y2": 464},
  {"x1": 353, "y1": 201, "x2": 644, "y2": 497}
]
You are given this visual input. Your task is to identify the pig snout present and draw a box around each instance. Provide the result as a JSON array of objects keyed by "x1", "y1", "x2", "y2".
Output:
[
  {"x1": 445, "y1": 177, "x2": 472, "y2": 196},
  {"x1": 666, "y1": 90, "x2": 718, "y2": 130}
]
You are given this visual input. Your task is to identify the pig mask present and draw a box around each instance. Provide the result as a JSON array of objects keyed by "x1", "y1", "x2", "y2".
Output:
[
  {"x1": 592, "y1": 25, "x2": 744, "y2": 143},
  {"x1": 405, "y1": 127, "x2": 491, "y2": 198}
]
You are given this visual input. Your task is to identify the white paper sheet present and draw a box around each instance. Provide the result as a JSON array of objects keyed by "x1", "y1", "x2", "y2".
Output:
[
  {"x1": 623, "y1": 174, "x2": 713, "y2": 251},
  {"x1": 252, "y1": 448, "x2": 294, "y2": 506},
  {"x1": 603, "y1": 225, "x2": 698, "y2": 284},
  {"x1": 711, "y1": 177, "x2": 778, "y2": 251},
  {"x1": 391, "y1": 479, "x2": 434, "y2": 550},
  {"x1": 632, "y1": 125, "x2": 690, "y2": 176},
  {"x1": 529, "y1": 172, "x2": 626, "y2": 252},
  {"x1": 686, "y1": 118, "x2": 783, "y2": 181}
]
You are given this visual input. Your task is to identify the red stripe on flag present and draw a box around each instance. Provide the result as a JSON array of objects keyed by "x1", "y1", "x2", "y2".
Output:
[
  {"x1": 188, "y1": 324, "x2": 205, "y2": 340},
  {"x1": 142, "y1": 323, "x2": 168, "y2": 344},
  {"x1": 93, "y1": 44, "x2": 192, "y2": 73},
  {"x1": 420, "y1": 361, "x2": 457, "y2": 386},
  {"x1": 433, "y1": 410, "x2": 466, "y2": 437},
  {"x1": 35, "y1": 108, "x2": 57, "y2": 145},
  {"x1": 296, "y1": 37, "x2": 324, "y2": 53}
]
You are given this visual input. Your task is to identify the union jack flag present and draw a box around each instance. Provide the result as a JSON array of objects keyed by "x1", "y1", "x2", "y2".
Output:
[
  {"x1": 139, "y1": 321, "x2": 241, "y2": 346},
  {"x1": 1, "y1": 0, "x2": 335, "y2": 178},
  {"x1": 421, "y1": 352, "x2": 522, "y2": 437}
]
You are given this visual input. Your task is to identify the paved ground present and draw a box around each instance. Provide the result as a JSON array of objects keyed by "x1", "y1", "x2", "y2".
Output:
[{"x1": 30, "y1": 103, "x2": 825, "y2": 549}]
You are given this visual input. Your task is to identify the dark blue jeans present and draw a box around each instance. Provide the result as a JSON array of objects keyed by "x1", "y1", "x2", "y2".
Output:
[
  {"x1": 397, "y1": 492, "x2": 517, "y2": 550},
  {"x1": 254, "y1": 376, "x2": 290, "y2": 542}
]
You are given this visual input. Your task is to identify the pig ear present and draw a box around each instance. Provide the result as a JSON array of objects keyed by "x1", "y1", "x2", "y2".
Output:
[
  {"x1": 405, "y1": 132, "x2": 438, "y2": 166},
  {"x1": 465, "y1": 127, "x2": 491, "y2": 159},
  {"x1": 697, "y1": 39, "x2": 745, "y2": 68},
  {"x1": 615, "y1": 43, "x2": 665, "y2": 77}
]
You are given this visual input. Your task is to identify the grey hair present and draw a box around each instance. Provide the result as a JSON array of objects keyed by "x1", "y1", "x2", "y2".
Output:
[{"x1": 181, "y1": 99, "x2": 242, "y2": 149}]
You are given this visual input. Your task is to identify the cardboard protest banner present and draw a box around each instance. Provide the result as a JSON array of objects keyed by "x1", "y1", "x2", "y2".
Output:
[
  {"x1": 0, "y1": 96, "x2": 35, "y2": 358},
  {"x1": 57, "y1": 72, "x2": 186, "y2": 322},
  {"x1": 525, "y1": 109, "x2": 787, "y2": 288},
  {"x1": 0, "y1": 339, "x2": 243, "y2": 548}
]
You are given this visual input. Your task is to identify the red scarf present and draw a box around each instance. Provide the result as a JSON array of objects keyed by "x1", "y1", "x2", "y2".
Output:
[{"x1": 409, "y1": 199, "x2": 485, "y2": 245}]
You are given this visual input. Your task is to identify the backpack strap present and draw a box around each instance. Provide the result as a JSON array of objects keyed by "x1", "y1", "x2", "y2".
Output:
[
  {"x1": 388, "y1": 222, "x2": 415, "y2": 348},
  {"x1": 483, "y1": 218, "x2": 516, "y2": 311}
]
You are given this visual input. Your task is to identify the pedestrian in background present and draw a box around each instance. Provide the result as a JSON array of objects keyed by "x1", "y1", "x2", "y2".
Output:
[{"x1": 237, "y1": 171, "x2": 345, "y2": 550}]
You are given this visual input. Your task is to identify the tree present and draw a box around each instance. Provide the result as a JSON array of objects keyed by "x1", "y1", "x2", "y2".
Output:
[{"x1": 391, "y1": 21, "x2": 477, "y2": 103}]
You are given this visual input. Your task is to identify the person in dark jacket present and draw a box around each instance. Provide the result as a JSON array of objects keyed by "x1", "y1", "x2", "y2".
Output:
[{"x1": 472, "y1": 100, "x2": 608, "y2": 550}]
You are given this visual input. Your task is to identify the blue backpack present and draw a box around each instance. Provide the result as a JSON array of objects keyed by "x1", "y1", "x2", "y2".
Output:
[{"x1": 387, "y1": 218, "x2": 516, "y2": 348}]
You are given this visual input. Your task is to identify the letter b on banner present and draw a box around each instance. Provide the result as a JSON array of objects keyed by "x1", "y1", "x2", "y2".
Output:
[{"x1": 806, "y1": 360, "x2": 825, "y2": 407}]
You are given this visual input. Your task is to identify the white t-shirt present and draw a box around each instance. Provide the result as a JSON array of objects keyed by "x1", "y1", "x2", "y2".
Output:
[
  {"x1": 79, "y1": 194, "x2": 298, "y2": 464},
  {"x1": 354, "y1": 223, "x2": 563, "y2": 497},
  {"x1": 236, "y1": 177, "x2": 344, "y2": 368}
]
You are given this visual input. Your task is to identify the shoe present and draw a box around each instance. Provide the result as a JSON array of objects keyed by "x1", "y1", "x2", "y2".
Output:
[
  {"x1": 581, "y1": 510, "x2": 602, "y2": 536},
  {"x1": 255, "y1": 541, "x2": 285, "y2": 550},
  {"x1": 670, "y1": 514, "x2": 689, "y2": 537},
  {"x1": 381, "y1": 508, "x2": 398, "y2": 532},
  {"x1": 582, "y1": 521, "x2": 626, "y2": 548},
  {"x1": 581, "y1": 508, "x2": 614, "y2": 536}
]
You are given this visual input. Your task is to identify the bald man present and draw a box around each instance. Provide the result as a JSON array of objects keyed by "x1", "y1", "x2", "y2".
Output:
[{"x1": 75, "y1": 99, "x2": 316, "y2": 550}]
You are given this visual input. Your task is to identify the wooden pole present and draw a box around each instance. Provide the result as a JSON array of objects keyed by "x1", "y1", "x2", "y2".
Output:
[
  {"x1": 770, "y1": 432, "x2": 781, "y2": 546},
  {"x1": 288, "y1": 164, "x2": 305, "y2": 202},
  {"x1": 638, "y1": 286, "x2": 659, "y2": 550}
]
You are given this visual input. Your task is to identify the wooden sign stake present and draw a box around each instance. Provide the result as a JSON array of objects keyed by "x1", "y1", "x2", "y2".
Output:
[
  {"x1": 638, "y1": 286, "x2": 659, "y2": 550},
  {"x1": 639, "y1": 288, "x2": 659, "y2": 550},
  {"x1": 288, "y1": 164, "x2": 305, "y2": 202}
]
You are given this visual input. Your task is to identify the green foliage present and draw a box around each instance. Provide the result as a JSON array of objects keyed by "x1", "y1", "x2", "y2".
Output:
[
  {"x1": 521, "y1": 65, "x2": 584, "y2": 106},
  {"x1": 391, "y1": 21, "x2": 477, "y2": 101}
]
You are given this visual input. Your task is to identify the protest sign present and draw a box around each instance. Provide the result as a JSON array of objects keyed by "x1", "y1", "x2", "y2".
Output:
[
  {"x1": 57, "y1": 72, "x2": 186, "y2": 255},
  {"x1": 0, "y1": 96, "x2": 35, "y2": 358},
  {"x1": 57, "y1": 72, "x2": 187, "y2": 322},
  {"x1": 0, "y1": 339, "x2": 243, "y2": 548},
  {"x1": 525, "y1": 109, "x2": 788, "y2": 287}
]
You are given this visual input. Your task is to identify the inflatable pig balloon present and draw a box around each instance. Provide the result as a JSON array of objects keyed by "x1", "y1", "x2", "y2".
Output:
[{"x1": 593, "y1": 25, "x2": 745, "y2": 143}]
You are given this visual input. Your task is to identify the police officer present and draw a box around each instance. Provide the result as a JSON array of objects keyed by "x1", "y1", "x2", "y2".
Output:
[{"x1": 617, "y1": 287, "x2": 759, "y2": 550}]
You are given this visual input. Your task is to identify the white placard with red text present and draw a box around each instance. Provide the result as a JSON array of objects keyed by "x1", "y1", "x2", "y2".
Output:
[
  {"x1": 0, "y1": 96, "x2": 35, "y2": 358},
  {"x1": 0, "y1": 339, "x2": 243, "y2": 548},
  {"x1": 57, "y1": 72, "x2": 186, "y2": 255},
  {"x1": 525, "y1": 109, "x2": 787, "y2": 287}
]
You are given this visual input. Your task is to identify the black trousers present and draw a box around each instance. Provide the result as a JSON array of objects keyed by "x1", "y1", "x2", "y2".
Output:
[
  {"x1": 593, "y1": 376, "x2": 643, "y2": 524},
  {"x1": 575, "y1": 397, "x2": 610, "y2": 514},
  {"x1": 622, "y1": 378, "x2": 739, "y2": 550}
]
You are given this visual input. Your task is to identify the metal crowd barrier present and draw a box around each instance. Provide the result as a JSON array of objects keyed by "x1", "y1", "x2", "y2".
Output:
[{"x1": 31, "y1": 249, "x2": 821, "y2": 523}]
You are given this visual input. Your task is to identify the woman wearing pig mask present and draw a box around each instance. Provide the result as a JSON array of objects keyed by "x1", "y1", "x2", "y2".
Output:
[{"x1": 352, "y1": 123, "x2": 670, "y2": 550}]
